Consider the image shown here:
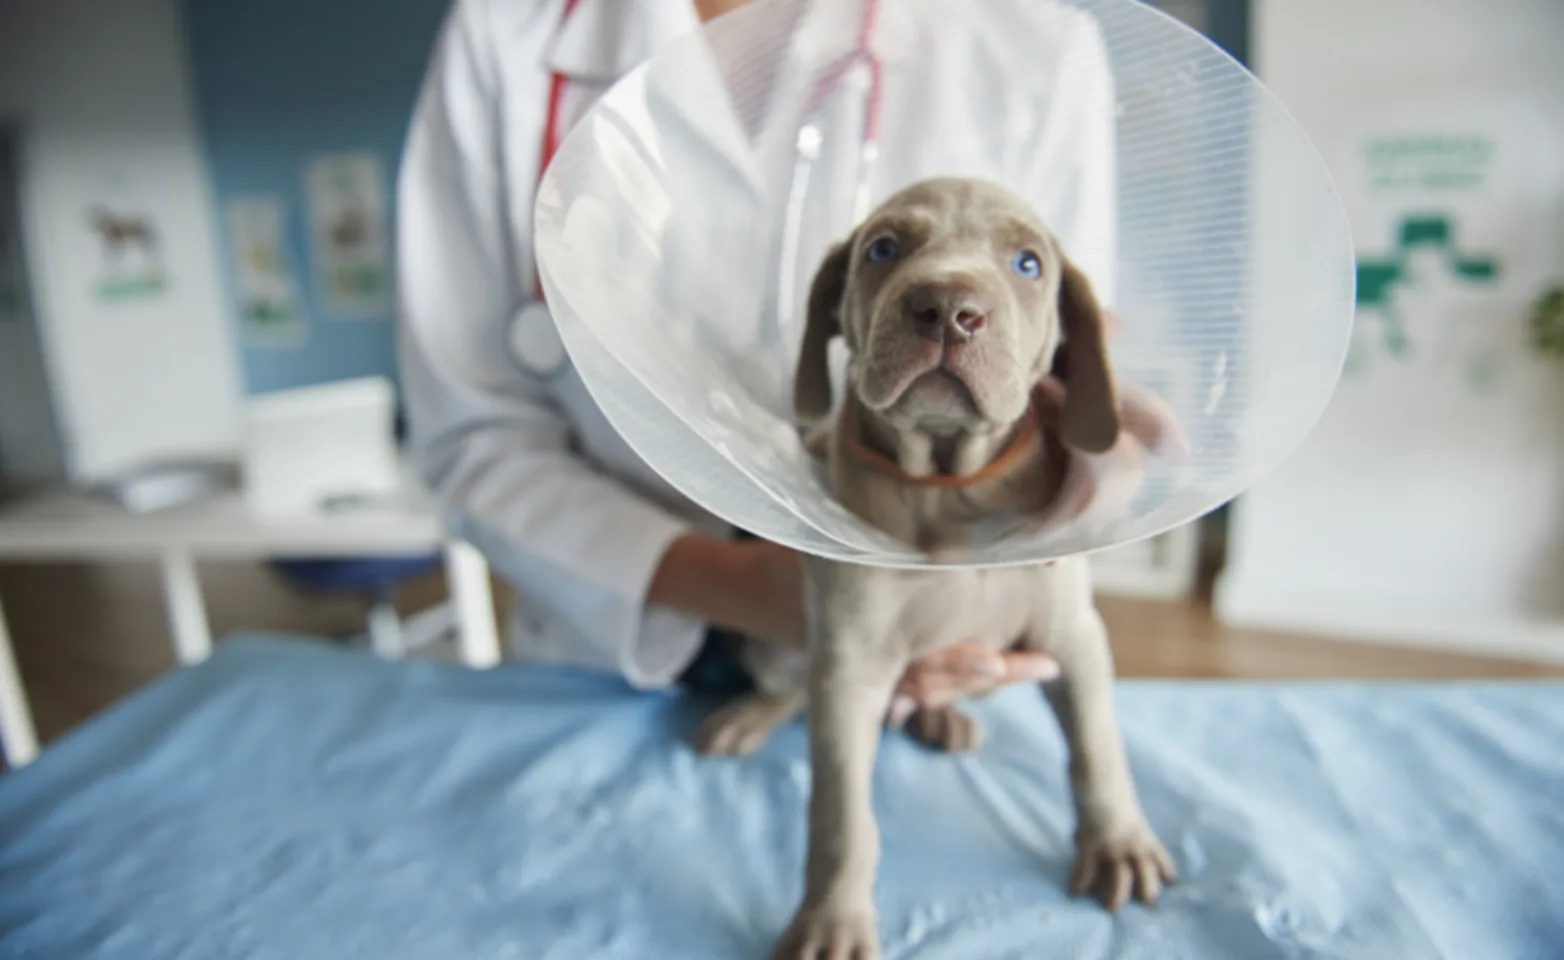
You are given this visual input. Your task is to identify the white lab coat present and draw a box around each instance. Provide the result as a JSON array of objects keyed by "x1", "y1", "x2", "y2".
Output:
[{"x1": 397, "y1": 0, "x2": 1116, "y2": 687}]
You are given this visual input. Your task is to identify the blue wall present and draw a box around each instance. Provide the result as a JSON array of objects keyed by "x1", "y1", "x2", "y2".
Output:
[
  {"x1": 183, "y1": 0, "x2": 1247, "y2": 398},
  {"x1": 183, "y1": 0, "x2": 452, "y2": 396}
]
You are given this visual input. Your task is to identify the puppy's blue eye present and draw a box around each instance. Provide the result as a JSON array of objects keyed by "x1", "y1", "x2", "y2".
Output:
[
  {"x1": 1012, "y1": 250, "x2": 1042, "y2": 279},
  {"x1": 866, "y1": 237, "x2": 900, "y2": 262}
]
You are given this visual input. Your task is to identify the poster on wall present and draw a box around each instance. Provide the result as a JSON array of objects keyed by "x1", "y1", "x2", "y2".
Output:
[
  {"x1": 84, "y1": 175, "x2": 169, "y2": 305},
  {"x1": 227, "y1": 195, "x2": 307, "y2": 345},
  {"x1": 1337, "y1": 99, "x2": 1563, "y2": 396},
  {"x1": 304, "y1": 152, "x2": 391, "y2": 317}
]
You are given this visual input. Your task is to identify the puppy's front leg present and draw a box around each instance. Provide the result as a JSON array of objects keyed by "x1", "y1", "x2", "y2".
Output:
[
  {"x1": 773, "y1": 568, "x2": 904, "y2": 960},
  {"x1": 1043, "y1": 609, "x2": 1176, "y2": 911}
]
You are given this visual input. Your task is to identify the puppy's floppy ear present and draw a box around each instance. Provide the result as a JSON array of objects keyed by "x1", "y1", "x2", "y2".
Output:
[
  {"x1": 793, "y1": 237, "x2": 853, "y2": 424},
  {"x1": 1051, "y1": 258, "x2": 1120, "y2": 453}
]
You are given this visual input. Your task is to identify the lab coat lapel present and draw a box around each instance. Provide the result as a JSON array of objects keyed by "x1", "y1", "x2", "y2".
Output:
[
  {"x1": 545, "y1": 0, "x2": 765, "y2": 201},
  {"x1": 539, "y1": 0, "x2": 923, "y2": 211},
  {"x1": 543, "y1": 0, "x2": 699, "y2": 83},
  {"x1": 746, "y1": 0, "x2": 920, "y2": 202}
]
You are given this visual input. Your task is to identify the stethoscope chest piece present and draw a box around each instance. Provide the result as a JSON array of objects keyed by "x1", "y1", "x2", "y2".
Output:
[{"x1": 510, "y1": 301, "x2": 569, "y2": 379}]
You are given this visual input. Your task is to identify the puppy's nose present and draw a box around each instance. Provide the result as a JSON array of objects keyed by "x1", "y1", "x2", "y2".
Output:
[{"x1": 907, "y1": 283, "x2": 987, "y2": 341}]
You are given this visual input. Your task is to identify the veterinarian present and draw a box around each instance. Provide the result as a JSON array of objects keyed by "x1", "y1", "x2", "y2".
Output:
[{"x1": 398, "y1": 0, "x2": 1109, "y2": 707}]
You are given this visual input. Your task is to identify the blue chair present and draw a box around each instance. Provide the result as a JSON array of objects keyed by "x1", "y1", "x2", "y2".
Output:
[
  {"x1": 269, "y1": 411, "x2": 454, "y2": 659},
  {"x1": 271, "y1": 553, "x2": 449, "y2": 658}
]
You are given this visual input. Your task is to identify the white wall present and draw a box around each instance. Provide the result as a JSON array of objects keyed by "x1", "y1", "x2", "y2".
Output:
[
  {"x1": 1218, "y1": 0, "x2": 1564, "y2": 659},
  {"x1": 0, "y1": 0, "x2": 242, "y2": 482}
]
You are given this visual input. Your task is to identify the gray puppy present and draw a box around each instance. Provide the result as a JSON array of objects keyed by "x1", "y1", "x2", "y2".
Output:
[{"x1": 697, "y1": 178, "x2": 1175, "y2": 960}]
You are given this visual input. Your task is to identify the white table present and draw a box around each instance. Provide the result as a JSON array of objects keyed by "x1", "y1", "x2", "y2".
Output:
[{"x1": 0, "y1": 484, "x2": 502, "y2": 768}]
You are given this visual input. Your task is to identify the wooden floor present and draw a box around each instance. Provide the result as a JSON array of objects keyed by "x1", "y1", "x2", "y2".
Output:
[
  {"x1": 2, "y1": 560, "x2": 1561, "y2": 749},
  {"x1": 1100, "y1": 595, "x2": 1564, "y2": 680}
]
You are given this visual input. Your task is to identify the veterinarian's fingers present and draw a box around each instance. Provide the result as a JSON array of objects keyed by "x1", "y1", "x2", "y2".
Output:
[
  {"x1": 1106, "y1": 861, "x2": 1134, "y2": 912},
  {"x1": 895, "y1": 648, "x2": 1061, "y2": 711},
  {"x1": 1117, "y1": 381, "x2": 1188, "y2": 457},
  {"x1": 894, "y1": 666, "x2": 932, "y2": 702},
  {"x1": 897, "y1": 674, "x2": 961, "y2": 709},
  {"x1": 921, "y1": 672, "x2": 1001, "y2": 705},
  {"x1": 1034, "y1": 376, "x2": 1067, "y2": 410},
  {"x1": 960, "y1": 655, "x2": 1056, "y2": 693},
  {"x1": 912, "y1": 642, "x2": 1006, "y2": 676},
  {"x1": 1003, "y1": 651, "x2": 1061, "y2": 683},
  {"x1": 1154, "y1": 847, "x2": 1179, "y2": 884},
  {"x1": 893, "y1": 652, "x2": 988, "y2": 703},
  {"x1": 886, "y1": 696, "x2": 917, "y2": 728},
  {"x1": 1134, "y1": 852, "x2": 1163, "y2": 904},
  {"x1": 1070, "y1": 851, "x2": 1098, "y2": 896}
]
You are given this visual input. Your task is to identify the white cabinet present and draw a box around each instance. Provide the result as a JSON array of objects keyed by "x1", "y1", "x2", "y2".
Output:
[
  {"x1": 1217, "y1": 0, "x2": 1564, "y2": 659},
  {"x1": 0, "y1": 0, "x2": 242, "y2": 486}
]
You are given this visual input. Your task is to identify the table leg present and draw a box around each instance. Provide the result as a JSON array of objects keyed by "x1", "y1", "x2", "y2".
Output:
[
  {"x1": 445, "y1": 541, "x2": 501, "y2": 668},
  {"x1": 0, "y1": 591, "x2": 39, "y2": 767},
  {"x1": 160, "y1": 550, "x2": 213, "y2": 665}
]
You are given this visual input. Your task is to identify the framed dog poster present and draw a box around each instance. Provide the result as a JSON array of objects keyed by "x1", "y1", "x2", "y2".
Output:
[
  {"x1": 84, "y1": 175, "x2": 168, "y2": 305},
  {"x1": 227, "y1": 195, "x2": 307, "y2": 346},
  {"x1": 304, "y1": 151, "x2": 391, "y2": 318},
  {"x1": 1218, "y1": 0, "x2": 1564, "y2": 654}
]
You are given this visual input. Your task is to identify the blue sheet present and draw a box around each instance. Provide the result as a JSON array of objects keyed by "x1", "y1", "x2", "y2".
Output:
[{"x1": 2, "y1": 636, "x2": 1562, "y2": 959}]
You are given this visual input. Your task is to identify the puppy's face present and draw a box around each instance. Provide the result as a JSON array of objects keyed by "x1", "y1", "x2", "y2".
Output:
[
  {"x1": 845, "y1": 180, "x2": 1061, "y2": 430},
  {"x1": 794, "y1": 178, "x2": 1119, "y2": 453}
]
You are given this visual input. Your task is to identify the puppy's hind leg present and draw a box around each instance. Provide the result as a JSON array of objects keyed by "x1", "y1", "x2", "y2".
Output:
[
  {"x1": 695, "y1": 688, "x2": 805, "y2": 757},
  {"x1": 695, "y1": 636, "x2": 808, "y2": 757}
]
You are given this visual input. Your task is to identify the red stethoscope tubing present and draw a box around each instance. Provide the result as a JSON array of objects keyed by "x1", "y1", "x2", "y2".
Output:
[
  {"x1": 803, "y1": 0, "x2": 883, "y2": 142},
  {"x1": 534, "y1": 0, "x2": 586, "y2": 302}
]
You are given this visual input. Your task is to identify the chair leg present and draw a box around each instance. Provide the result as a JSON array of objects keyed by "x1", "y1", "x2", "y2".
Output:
[
  {"x1": 445, "y1": 541, "x2": 501, "y2": 668},
  {"x1": 400, "y1": 603, "x2": 455, "y2": 654},
  {"x1": 367, "y1": 599, "x2": 406, "y2": 660}
]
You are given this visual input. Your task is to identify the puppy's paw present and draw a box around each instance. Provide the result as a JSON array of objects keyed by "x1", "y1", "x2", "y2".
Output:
[
  {"x1": 1070, "y1": 817, "x2": 1177, "y2": 911},
  {"x1": 771, "y1": 903, "x2": 879, "y2": 960},
  {"x1": 694, "y1": 694, "x2": 798, "y2": 757},
  {"x1": 906, "y1": 705, "x2": 983, "y2": 754}
]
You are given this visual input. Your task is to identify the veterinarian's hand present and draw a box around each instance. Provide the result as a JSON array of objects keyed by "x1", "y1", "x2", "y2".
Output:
[
  {"x1": 889, "y1": 642, "x2": 1060, "y2": 724},
  {"x1": 649, "y1": 535, "x2": 808, "y2": 651},
  {"x1": 733, "y1": 538, "x2": 810, "y2": 651}
]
